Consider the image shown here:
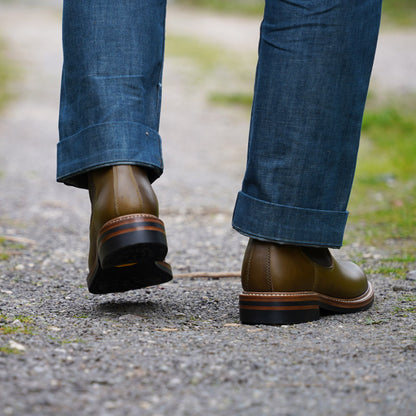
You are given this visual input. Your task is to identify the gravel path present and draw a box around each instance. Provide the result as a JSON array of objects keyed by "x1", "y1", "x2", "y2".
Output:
[{"x1": 0, "y1": 2, "x2": 415, "y2": 415}]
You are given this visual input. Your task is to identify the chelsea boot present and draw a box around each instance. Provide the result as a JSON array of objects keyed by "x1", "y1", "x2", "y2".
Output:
[
  {"x1": 87, "y1": 165, "x2": 172, "y2": 294},
  {"x1": 239, "y1": 239, "x2": 373, "y2": 325}
]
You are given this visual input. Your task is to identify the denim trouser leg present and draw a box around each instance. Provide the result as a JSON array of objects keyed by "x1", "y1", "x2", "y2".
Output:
[
  {"x1": 57, "y1": 0, "x2": 167, "y2": 188},
  {"x1": 233, "y1": 0, "x2": 382, "y2": 248}
]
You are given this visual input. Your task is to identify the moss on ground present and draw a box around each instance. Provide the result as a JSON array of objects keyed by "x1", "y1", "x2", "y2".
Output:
[
  {"x1": 0, "y1": 38, "x2": 16, "y2": 110},
  {"x1": 0, "y1": 237, "x2": 26, "y2": 261}
]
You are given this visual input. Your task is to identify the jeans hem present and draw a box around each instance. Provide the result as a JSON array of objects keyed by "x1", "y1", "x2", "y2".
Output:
[
  {"x1": 232, "y1": 191, "x2": 348, "y2": 248},
  {"x1": 57, "y1": 121, "x2": 163, "y2": 188}
]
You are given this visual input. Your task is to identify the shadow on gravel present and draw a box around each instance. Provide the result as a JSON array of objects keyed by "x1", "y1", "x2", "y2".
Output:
[
  {"x1": 95, "y1": 300, "x2": 164, "y2": 317},
  {"x1": 87, "y1": 282, "x2": 240, "y2": 323}
]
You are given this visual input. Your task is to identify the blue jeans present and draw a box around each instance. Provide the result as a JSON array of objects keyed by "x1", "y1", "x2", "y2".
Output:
[{"x1": 57, "y1": 0, "x2": 382, "y2": 248}]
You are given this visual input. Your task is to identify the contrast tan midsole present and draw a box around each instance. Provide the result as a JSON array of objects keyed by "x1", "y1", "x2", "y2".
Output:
[{"x1": 240, "y1": 282, "x2": 374, "y2": 311}]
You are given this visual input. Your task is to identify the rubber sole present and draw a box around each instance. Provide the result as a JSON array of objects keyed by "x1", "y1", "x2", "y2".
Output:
[
  {"x1": 239, "y1": 282, "x2": 374, "y2": 325},
  {"x1": 87, "y1": 214, "x2": 172, "y2": 294}
]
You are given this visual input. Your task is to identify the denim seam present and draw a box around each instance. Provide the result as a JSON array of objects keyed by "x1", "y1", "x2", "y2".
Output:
[
  {"x1": 232, "y1": 224, "x2": 341, "y2": 248},
  {"x1": 85, "y1": 75, "x2": 146, "y2": 80},
  {"x1": 238, "y1": 190, "x2": 348, "y2": 215},
  {"x1": 59, "y1": 121, "x2": 159, "y2": 143},
  {"x1": 57, "y1": 160, "x2": 161, "y2": 182},
  {"x1": 58, "y1": 153, "x2": 162, "y2": 172},
  {"x1": 232, "y1": 191, "x2": 347, "y2": 247}
]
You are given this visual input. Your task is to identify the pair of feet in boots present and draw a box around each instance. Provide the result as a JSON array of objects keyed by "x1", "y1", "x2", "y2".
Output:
[{"x1": 87, "y1": 165, "x2": 374, "y2": 325}]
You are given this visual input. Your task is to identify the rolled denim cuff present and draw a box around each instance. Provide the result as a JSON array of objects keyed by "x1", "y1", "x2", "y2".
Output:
[
  {"x1": 232, "y1": 191, "x2": 348, "y2": 248},
  {"x1": 57, "y1": 121, "x2": 163, "y2": 188}
]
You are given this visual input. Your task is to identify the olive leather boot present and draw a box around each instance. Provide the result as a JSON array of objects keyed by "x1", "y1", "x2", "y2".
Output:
[
  {"x1": 239, "y1": 239, "x2": 374, "y2": 325},
  {"x1": 87, "y1": 165, "x2": 172, "y2": 294}
]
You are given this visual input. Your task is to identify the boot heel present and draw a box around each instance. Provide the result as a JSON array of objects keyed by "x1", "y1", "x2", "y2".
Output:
[
  {"x1": 98, "y1": 214, "x2": 168, "y2": 269},
  {"x1": 239, "y1": 292, "x2": 320, "y2": 325}
]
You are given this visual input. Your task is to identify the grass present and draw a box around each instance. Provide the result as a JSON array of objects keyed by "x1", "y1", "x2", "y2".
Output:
[
  {"x1": 0, "y1": 315, "x2": 35, "y2": 355},
  {"x1": 381, "y1": 0, "x2": 416, "y2": 26},
  {"x1": 372, "y1": 266, "x2": 408, "y2": 279},
  {"x1": 0, "y1": 237, "x2": 26, "y2": 261},
  {"x1": 15, "y1": 315, "x2": 34, "y2": 324},
  {"x1": 209, "y1": 91, "x2": 253, "y2": 108},
  {"x1": 363, "y1": 249, "x2": 415, "y2": 279},
  {"x1": 0, "y1": 314, "x2": 34, "y2": 336},
  {"x1": 166, "y1": 34, "x2": 255, "y2": 80},
  {"x1": 0, "y1": 346, "x2": 23, "y2": 355},
  {"x1": 393, "y1": 295, "x2": 416, "y2": 315},
  {"x1": 49, "y1": 336, "x2": 86, "y2": 345},
  {"x1": 166, "y1": 34, "x2": 256, "y2": 110},
  {"x1": 365, "y1": 317, "x2": 389, "y2": 325},
  {"x1": 166, "y1": 35, "x2": 226, "y2": 73},
  {"x1": 0, "y1": 325, "x2": 30, "y2": 335},
  {"x1": 0, "y1": 39, "x2": 16, "y2": 111},
  {"x1": 176, "y1": 0, "x2": 416, "y2": 26},
  {"x1": 348, "y1": 102, "x2": 416, "y2": 246},
  {"x1": 386, "y1": 253, "x2": 416, "y2": 262}
]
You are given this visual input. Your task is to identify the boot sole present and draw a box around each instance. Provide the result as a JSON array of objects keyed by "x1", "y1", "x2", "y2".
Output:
[
  {"x1": 87, "y1": 214, "x2": 172, "y2": 294},
  {"x1": 239, "y1": 282, "x2": 374, "y2": 325}
]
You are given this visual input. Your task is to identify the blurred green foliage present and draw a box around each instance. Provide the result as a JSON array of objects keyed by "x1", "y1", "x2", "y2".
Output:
[
  {"x1": 0, "y1": 41, "x2": 12, "y2": 110},
  {"x1": 348, "y1": 104, "x2": 416, "y2": 244},
  {"x1": 381, "y1": 0, "x2": 416, "y2": 26}
]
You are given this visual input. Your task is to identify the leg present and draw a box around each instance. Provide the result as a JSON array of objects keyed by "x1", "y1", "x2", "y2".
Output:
[
  {"x1": 233, "y1": 0, "x2": 382, "y2": 248},
  {"x1": 58, "y1": 0, "x2": 167, "y2": 188},
  {"x1": 58, "y1": 0, "x2": 172, "y2": 293},
  {"x1": 233, "y1": 0, "x2": 382, "y2": 324}
]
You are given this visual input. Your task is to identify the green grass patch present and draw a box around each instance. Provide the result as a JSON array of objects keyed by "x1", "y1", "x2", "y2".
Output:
[
  {"x1": 0, "y1": 237, "x2": 26, "y2": 261},
  {"x1": 49, "y1": 336, "x2": 86, "y2": 345},
  {"x1": 363, "y1": 251, "x2": 415, "y2": 279},
  {"x1": 348, "y1": 102, "x2": 416, "y2": 246},
  {"x1": 0, "y1": 346, "x2": 23, "y2": 355},
  {"x1": 0, "y1": 315, "x2": 34, "y2": 336},
  {"x1": 385, "y1": 254, "x2": 416, "y2": 263},
  {"x1": 372, "y1": 266, "x2": 408, "y2": 279},
  {"x1": 166, "y1": 34, "x2": 255, "y2": 102},
  {"x1": 0, "y1": 326, "x2": 25, "y2": 335},
  {"x1": 166, "y1": 34, "x2": 255, "y2": 76},
  {"x1": 166, "y1": 34, "x2": 226, "y2": 73},
  {"x1": 382, "y1": 0, "x2": 416, "y2": 27},
  {"x1": 401, "y1": 295, "x2": 416, "y2": 302},
  {"x1": 0, "y1": 39, "x2": 16, "y2": 110},
  {"x1": 209, "y1": 91, "x2": 253, "y2": 108},
  {"x1": 395, "y1": 296, "x2": 416, "y2": 316},
  {"x1": 15, "y1": 315, "x2": 34, "y2": 324},
  {"x1": 361, "y1": 107, "x2": 416, "y2": 180}
]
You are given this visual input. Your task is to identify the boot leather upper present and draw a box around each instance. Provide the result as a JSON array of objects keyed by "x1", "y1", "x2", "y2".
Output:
[
  {"x1": 242, "y1": 239, "x2": 368, "y2": 299},
  {"x1": 88, "y1": 165, "x2": 159, "y2": 271}
]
